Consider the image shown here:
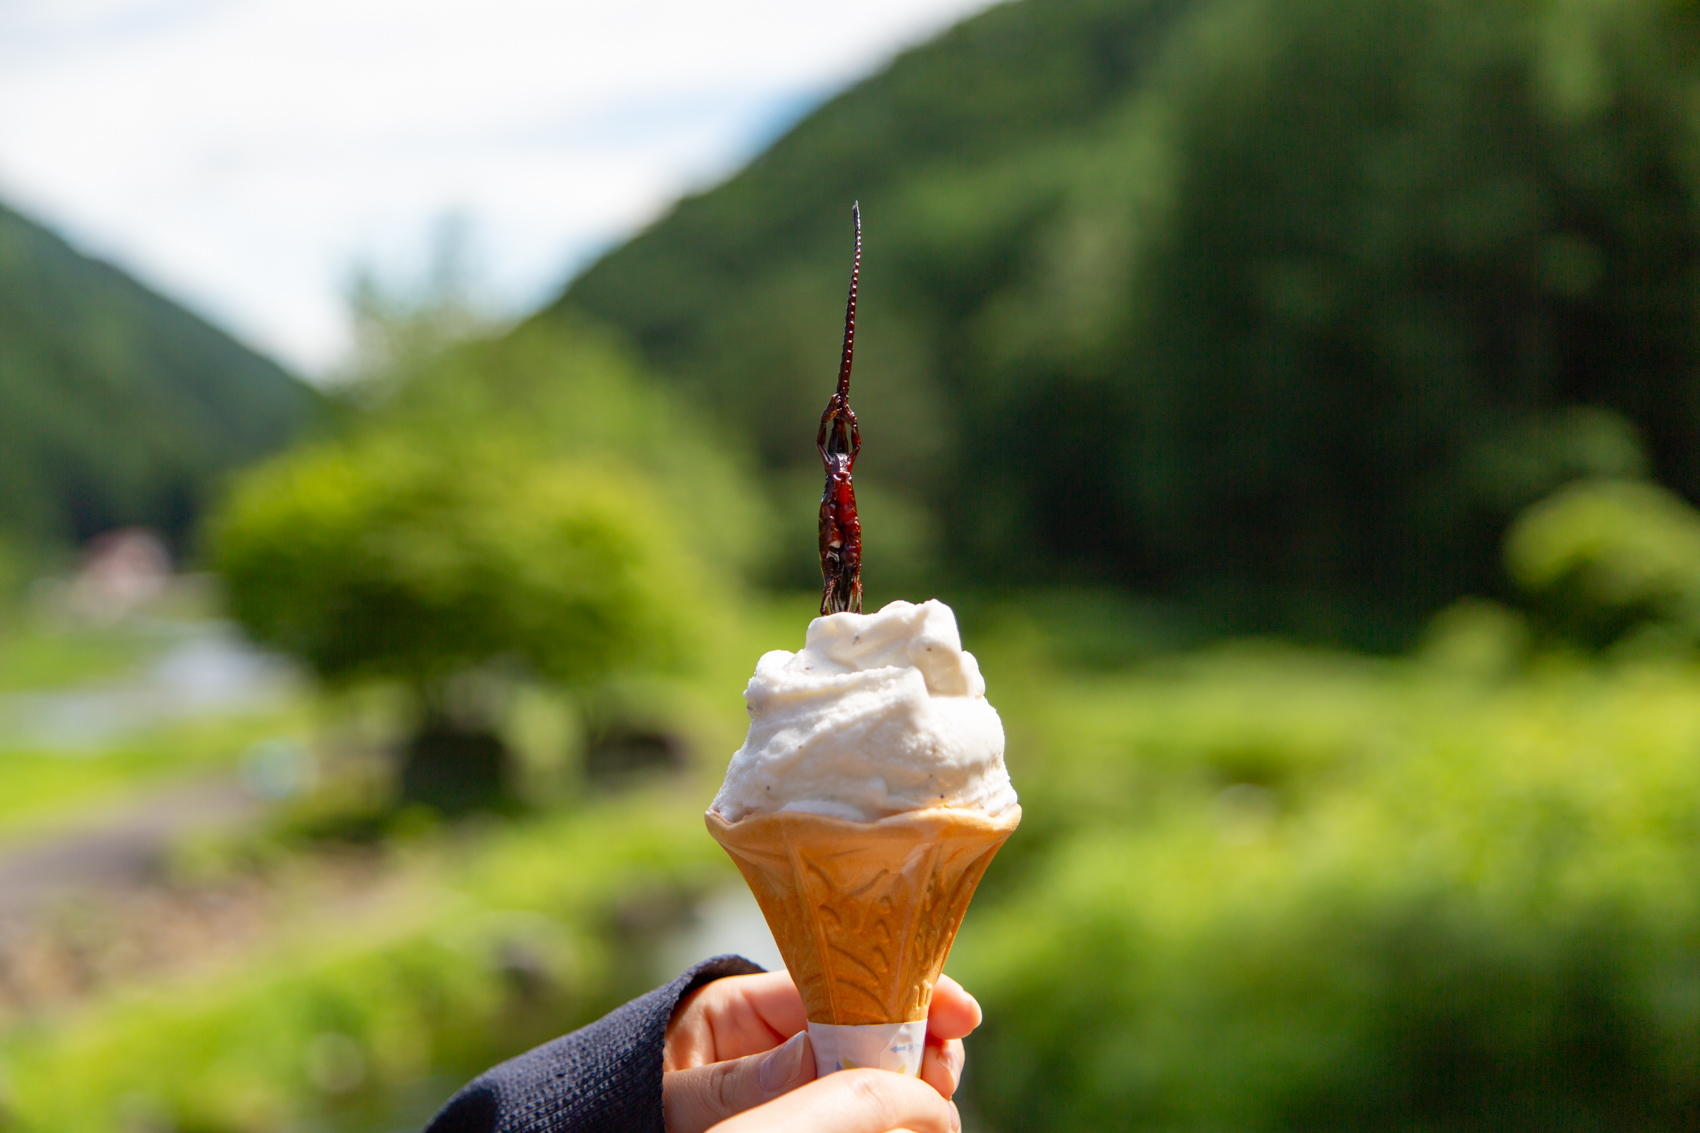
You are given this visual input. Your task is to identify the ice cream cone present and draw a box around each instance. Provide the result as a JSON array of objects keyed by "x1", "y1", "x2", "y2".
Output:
[{"x1": 705, "y1": 805, "x2": 1020, "y2": 1025}]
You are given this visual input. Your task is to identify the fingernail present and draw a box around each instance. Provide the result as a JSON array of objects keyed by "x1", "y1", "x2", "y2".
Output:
[
  {"x1": 940, "y1": 1044, "x2": 961, "y2": 1088},
  {"x1": 758, "y1": 1031, "x2": 810, "y2": 1094},
  {"x1": 950, "y1": 1101, "x2": 962, "y2": 1132}
]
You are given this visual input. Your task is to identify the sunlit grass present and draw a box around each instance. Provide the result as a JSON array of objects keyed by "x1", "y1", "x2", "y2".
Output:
[
  {"x1": 0, "y1": 711, "x2": 312, "y2": 844},
  {"x1": 0, "y1": 621, "x2": 162, "y2": 692},
  {"x1": 953, "y1": 649, "x2": 1700, "y2": 1129},
  {"x1": 9, "y1": 595, "x2": 1700, "y2": 1130},
  {"x1": 0, "y1": 789, "x2": 732, "y2": 1133}
]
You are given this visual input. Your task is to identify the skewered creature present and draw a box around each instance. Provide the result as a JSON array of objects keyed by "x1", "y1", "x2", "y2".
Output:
[{"x1": 818, "y1": 203, "x2": 863, "y2": 616}]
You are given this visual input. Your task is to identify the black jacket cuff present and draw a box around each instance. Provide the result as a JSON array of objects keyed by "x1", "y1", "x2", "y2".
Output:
[{"x1": 425, "y1": 954, "x2": 766, "y2": 1133}]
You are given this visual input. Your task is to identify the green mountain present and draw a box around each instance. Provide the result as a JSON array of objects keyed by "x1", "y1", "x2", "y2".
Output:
[
  {"x1": 548, "y1": 0, "x2": 1700, "y2": 643},
  {"x1": 0, "y1": 202, "x2": 318, "y2": 552}
]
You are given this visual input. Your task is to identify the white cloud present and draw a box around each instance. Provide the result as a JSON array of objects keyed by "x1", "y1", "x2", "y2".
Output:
[{"x1": 0, "y1": 0, "x2": 1000, "y2": 375}]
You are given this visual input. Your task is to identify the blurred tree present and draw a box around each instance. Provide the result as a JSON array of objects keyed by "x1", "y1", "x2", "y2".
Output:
[
  {"x1": 213, "y1": 435, "x2": 688, "y2": 808},
  {"x1": 551, "y1": 0, "x2": 1700, "y2": 645},
  {"x1": 341, "y1": 212, "x2": 496, "y2": 388},
  {"x1": 209, "y1": 320, "x2": 760, "y2": 809},
  {"x1": 1507, "y1": 476, "x2": 1700, "y2": 650},
  {"x1": 1099, "y1": 0, "x2": 1700, "y2": 637},
  {"x1": 381, "y1": 320, "x2": 771, "y2": 582}
]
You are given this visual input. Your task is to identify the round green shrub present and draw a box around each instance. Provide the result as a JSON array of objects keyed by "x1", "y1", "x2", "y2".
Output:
[{"x1": 211, "y1": 432, "x2": 691, "y2": 690}]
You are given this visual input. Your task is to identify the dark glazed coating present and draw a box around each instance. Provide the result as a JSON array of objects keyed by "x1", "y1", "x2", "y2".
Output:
[{"x1": 818, "y1": 202, "x2": 863, "y2": 616}]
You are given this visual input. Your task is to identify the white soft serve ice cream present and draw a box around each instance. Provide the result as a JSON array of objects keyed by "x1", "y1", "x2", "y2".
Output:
[{"x1": 711, "y1": 599, "x2": 1016, "y2": 823}]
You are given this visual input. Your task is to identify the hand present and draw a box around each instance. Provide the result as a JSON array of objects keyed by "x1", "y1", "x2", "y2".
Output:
[
  {"x1": 699, "y1": 1068, "x2": 961, "y2": 1133},
  {"x1": 662, "y1": 970, "x2": 981, "y2": 1133}
]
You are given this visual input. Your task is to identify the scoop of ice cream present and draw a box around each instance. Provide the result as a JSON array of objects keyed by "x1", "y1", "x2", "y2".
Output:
[{"x1": 710, "y1": 599, "x2": 1016, "y2": 823}]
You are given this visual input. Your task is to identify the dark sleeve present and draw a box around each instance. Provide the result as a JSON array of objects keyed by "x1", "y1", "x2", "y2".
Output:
[{"x1": 425, "y1": 954, "x2": 765, "y2": 1133}]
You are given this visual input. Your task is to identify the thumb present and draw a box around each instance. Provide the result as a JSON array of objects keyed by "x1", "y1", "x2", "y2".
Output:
[{"x1": 663, "y1": 1030, "x2": 816, "y2": 1133}]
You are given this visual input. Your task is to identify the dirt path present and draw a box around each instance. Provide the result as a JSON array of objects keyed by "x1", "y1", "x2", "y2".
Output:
[
  {"x1": 0, "y1": 778, "x2": 258, "y2": 919},
  {"x1": 0, "y1": 778, "x2": 279, "y2": 1017}
]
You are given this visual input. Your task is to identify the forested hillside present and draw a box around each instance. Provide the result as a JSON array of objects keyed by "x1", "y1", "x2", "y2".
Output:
[
  {"x1": 551, "y1": 0, "x2": 1700, "y2": 645},
  {"x1": 0, "y1": 202, "x2": 318, "y2": 552}
]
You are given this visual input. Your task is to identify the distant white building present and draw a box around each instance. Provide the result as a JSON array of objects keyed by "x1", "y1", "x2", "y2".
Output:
[{"x1": 69, "y1": 528, "x2": 171, "y2": 620}]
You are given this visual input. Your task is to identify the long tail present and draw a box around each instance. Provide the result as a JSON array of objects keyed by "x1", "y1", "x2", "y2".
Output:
[{"x1": 836, "y1": 201, "x2": 860, "y2": 401}]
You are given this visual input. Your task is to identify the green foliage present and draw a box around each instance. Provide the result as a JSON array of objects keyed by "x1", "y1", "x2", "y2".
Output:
[
  {"x1": 371, "y1": 320, "x2": 770, "y2": 582},
  {"x1": 0, "y1": 615, "x2": 180, "y2": 691},
  {"x1": 0, "y1": 203, "x2": 318, "y2": 550},
  {"x1": 213, "y1": 434, "x2": 688, "y2": 689},
  {"x1": 953, "y1": 645, "x2": 1700, "y2": 1130},
  {"x1": 341, "y1": 215, "x2": 493, "y2": 383},
  {"x1": 12, "y1": 593, "x2": 1700, "y2": 1131},
  {"x1": 555, "y1": 0, "x2": 1700, "y2": 639},
  {"x1": 0, "y1": 715, "x2": 308, "y2": 843},
  {"x1": 0, "y1": 791, "x2": 727, "y2": 1133},
  {"x1": 1507, "y1": 477, "x2": 1700, "y2": 649},
  {"x1": 1109, "y1": 0, "x2": 1699, "y2": 620},
  {"x1": 1416, "y1": 597, "x2": 1531, "y2": 681},
  {"x1": 210, "y1": 320, "x2": 764, "y2": 694}
]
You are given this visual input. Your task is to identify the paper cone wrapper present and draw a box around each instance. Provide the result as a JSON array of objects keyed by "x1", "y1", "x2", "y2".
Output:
[
  {"x1": 705, "y1": 805, "x2": 1020, "y2": 1027},
  {"x1": 807, "y1": 1020, "x2": 928, "y2": 1078}
]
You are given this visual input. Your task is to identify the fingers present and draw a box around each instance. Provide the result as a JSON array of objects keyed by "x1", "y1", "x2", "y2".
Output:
[
  {"x1": 667, "y1": 972, "x2": 808, "y2": 1068},
  {"x1": 918, "y1": 1037, "x2": 964, "y2": 1100},
  {"x1": 918, "y1": 976, "x2": 977, "y2": 1102},
  {"x1": 926, "y1": 976, "x2": 982, "y2": 1042},
  {"x1": 708, "y1": 1069, "x2": 961, "y2": 1133},
  {"x1": 670, "y1": 971, "x2": 982, "y2": 1069},
  {"x1": 664, "y1": 1030, "x2": 817, "y2": 1133},
  {"x1": 666, "y1": 968, "x2": 984, "y2": 1116}
]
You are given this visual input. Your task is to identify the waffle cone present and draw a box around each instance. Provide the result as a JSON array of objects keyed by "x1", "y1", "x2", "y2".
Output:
[{"x1": 705, "y1": 805, "x2": 1020, "y2": 1025}]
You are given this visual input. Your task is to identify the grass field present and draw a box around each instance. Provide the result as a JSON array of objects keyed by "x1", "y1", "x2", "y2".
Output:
[{"x1": 4, "y1": 594, "x2": 1699, "y2": 1130}]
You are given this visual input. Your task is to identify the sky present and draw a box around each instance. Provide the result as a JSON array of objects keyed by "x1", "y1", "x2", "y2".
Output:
[{"x1": 0, "y1": 0, "x2": 1001, "y2": 377}]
